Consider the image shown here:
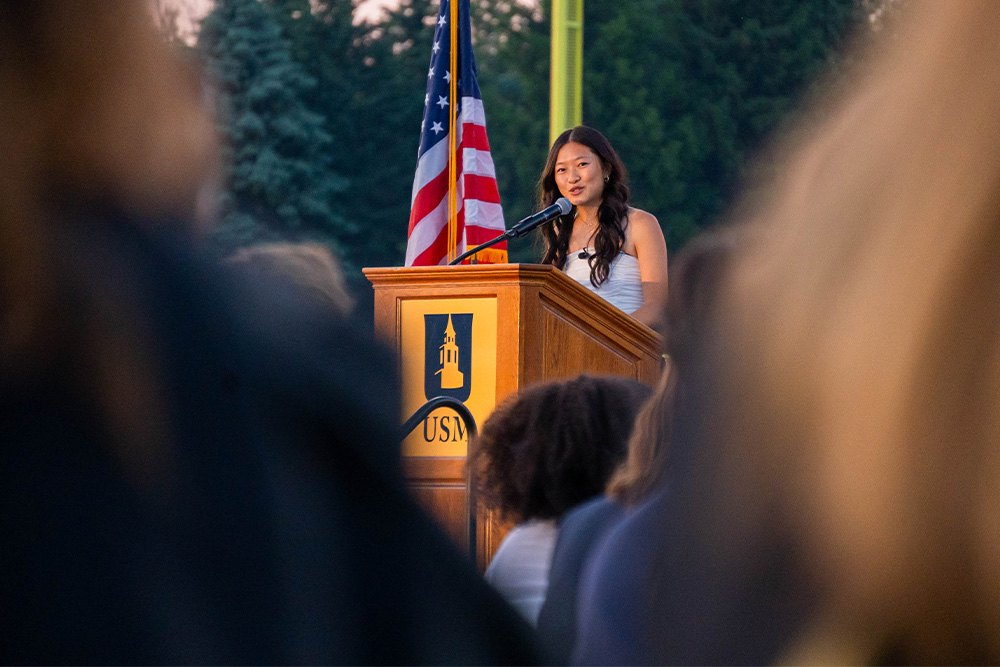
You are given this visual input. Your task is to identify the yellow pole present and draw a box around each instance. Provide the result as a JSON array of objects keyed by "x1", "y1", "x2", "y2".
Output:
[
  {"x1": 447, "y1": 0, "x2": 459, "y2": 262},
  {"x1": 550, "y1": 0, "x2": 583, "y2": 144}
]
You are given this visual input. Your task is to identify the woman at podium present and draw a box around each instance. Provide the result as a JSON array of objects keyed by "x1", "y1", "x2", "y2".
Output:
[{"x1": 537, "y1": 126, "x2": 669, "y2": 328}]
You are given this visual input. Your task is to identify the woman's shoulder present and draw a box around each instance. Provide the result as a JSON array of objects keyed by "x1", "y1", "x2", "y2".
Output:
[
  {"x1": 623, "y1": 207, "x2": 663, "y2": 253},
  {"x1": 626, "y1": 207, "x2": 660, "y2": 230}
]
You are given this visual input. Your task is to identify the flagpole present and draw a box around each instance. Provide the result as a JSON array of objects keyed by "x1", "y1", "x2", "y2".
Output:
[
  {"x1": 446, "y1": 0, "x2": 460, "y2": 263},
  {"x1": 550, "y1": 0, "x2": 583, "y2": 144}
]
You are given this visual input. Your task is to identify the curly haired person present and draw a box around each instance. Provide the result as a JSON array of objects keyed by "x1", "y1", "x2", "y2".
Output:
[{"x1": 468, "y1": 375, "x2": 651, "y2": 625}]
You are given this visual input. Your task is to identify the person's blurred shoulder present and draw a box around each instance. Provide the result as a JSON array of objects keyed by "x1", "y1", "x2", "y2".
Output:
[
  {"x1": 536, "y1": 495, "x2": 626, "y2": 664},
  {"x1": 572, "y1": 488, "x2": 671, "y2": 665}
]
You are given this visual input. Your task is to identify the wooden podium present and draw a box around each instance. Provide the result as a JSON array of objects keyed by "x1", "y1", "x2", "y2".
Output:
[{"x1": 363, "y1": 263, "x2": 663, "y2": 570}]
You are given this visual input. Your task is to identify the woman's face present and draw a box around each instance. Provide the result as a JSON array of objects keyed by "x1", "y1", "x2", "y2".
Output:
[{"x1": 554, "y1": 141, "x2": 607, "y2": 208}]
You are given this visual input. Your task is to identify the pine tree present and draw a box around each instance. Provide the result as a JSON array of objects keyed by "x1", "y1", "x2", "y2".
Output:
[
  {"x1": 340, "y1": 0, "x2": 437, "y2": 271},
  {"x1": 198, "y1": 0, "x2": 350, "y2": 254},
  {"x1": 264, "y1": 0, "x2": 435, "y2": 274}
]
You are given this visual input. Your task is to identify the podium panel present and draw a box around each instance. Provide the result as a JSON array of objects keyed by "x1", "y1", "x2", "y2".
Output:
[
  {"x1": 398, "y1": 297, "x2": 497, "y2": 457},
  {"x1": 364, "y1": 264, "x2": 663, "y2": 569}
]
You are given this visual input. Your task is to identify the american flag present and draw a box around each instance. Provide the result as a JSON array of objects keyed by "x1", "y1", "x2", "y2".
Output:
[{"x1": 405, "y1": 0, "x2": 506, "y2": 266}]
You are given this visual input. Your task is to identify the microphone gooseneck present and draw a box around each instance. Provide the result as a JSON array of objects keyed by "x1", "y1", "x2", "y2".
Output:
[{"x1": 447, "y1": 197, "x2": 573, "y2": 265}]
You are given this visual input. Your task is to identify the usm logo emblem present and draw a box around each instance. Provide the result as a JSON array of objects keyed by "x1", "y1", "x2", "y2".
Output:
[
  {"x1": 424, "y1": 313, "x2": 473, "y2": 401},
  {"x1": 399, "y1": 297, "x2": 495, "y2": 456}
]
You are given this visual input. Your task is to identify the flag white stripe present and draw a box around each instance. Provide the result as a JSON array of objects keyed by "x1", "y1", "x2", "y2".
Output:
[
  {"x1": 406, "y1": 192, "x2": 501, "y2": 265},
  {"x1": 461, "y1": 96, "x2": 486, "y2": 125},
  {"x1": 462, "y1": 147, "x2": 496, "y2": 178},
  {"x1": 410, "y1": 135, "x2": 450, "y2": 205},
  {"x1": 463, "y1": 201, "x2": 504, "y2": 230}
]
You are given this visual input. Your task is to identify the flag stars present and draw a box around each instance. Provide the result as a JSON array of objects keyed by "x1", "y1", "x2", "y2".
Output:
[
  {"x1": 436, "y1": 95, "x2": 448, "y2": 109},
  {"x1": 425, "y1": 93, "x2": 429, "y2": 105},
  {"x1": 432, "y1": 41, "x2": 441, "y2": 53},
  {"x1": 438, "y1": 13, "x2": 447, "y2": 27},
  {"x1": 428, "y1": 67, "x2": 434, "y2": 79},
  {"x1": 444, "y1": 70, "x2": 451, "y2": 83},
  {"x1": 431, "y1": 121, "x2": 444, "y2": 134}
]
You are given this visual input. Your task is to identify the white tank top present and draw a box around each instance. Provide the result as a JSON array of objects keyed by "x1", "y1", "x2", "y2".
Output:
[{"x1": 562, "y1": 249, "x2": 645, "y2": 314}]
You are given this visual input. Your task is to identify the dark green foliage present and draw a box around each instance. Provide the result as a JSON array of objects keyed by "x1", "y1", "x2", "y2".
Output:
[
  {"x1": 477, "y1": 0, "x2": 868, "y2": 253},
  {"x1": 583, "y1": 0, "x2": 865, "y2": 249},
  {"x1": 263, "y1": 0, "x2": 437, "y2": 306},
  {"x1": 198, "y1": 0, "x2": 350, "y2": 254},
  {"x1": 341, "y1": 0, "x2": 438, "y2": 271}
]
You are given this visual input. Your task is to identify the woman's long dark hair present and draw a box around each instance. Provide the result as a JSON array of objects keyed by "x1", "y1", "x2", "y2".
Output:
[{"x1": 537, "y1": 126, "x2": 630, "y2": 287}]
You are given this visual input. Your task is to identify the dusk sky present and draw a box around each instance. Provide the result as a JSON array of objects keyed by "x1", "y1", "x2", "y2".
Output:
[{"x1": 161, "y1": 0, "x2": 401, "y2": 41}]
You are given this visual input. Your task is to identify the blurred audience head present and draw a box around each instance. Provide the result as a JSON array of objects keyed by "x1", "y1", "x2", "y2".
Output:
[
  {"x1": 227, "y1": 243, "x2": 354, "y2": 317},
  {"x1": 471, "y1": 374, "x2": 651, "y2": 524},
  {"x1": 691, "y1": 1, "x2": 1000, "y2": 662}
]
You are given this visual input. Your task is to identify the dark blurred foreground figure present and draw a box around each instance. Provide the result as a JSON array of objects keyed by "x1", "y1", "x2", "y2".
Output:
[
  {"x1": 578, "y1": 1, "x2": 1000, "y2": 664},
  {"x1": 469, "y1": 375, "x2": 650, "y2": 626},
  {"x1": 0, "y1": 2, "x2": 539, "y2": 663},
  {"x1": 561, "y1": 225, "x2": 739, "y2": 665}
]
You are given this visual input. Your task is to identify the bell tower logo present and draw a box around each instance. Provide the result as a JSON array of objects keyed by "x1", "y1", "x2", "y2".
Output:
[{"x1": 424, "y1": 313, "x2": 473, "y2": 401}]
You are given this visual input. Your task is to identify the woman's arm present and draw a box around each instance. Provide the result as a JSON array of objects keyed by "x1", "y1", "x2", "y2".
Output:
[{"x1": 627, "y1": 209, "x2": 669, "y2": 328}]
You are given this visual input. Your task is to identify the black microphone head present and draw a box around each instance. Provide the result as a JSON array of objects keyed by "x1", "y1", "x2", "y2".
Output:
[{"x1": 555, "y1": 197, "x2": 572, "y2": 215}]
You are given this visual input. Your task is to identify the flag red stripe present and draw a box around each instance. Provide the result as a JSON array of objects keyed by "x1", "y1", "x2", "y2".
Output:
[
  {"x1": 410, "y1": 205, "x2": 506, "y2": 265},
  {"x1": 453, "y1": 142, "x2": 466, "y2": 252},
  {"x1": 408, "y1": 166, "x2": 450, "y2": 234},
  {"x1": 462, "y1": 174, "x2": 500, "y2": 204},
  {"x1": 459, "y1": 122, "x2": 491, "y2": 152}
]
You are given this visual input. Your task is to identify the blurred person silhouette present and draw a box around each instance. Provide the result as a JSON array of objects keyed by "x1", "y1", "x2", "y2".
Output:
[
  {"x1": 538, "y1": 225, "x2": 740, "y2": 665},
  {"x1": 577, "y1": 0, "x2": 1000, "y2": 664},
  {"x1": 226, "y1": 242, "x2": 355, "y2": 318},
  {"x1": 0, "y1": 1, "x2": 540, "y2": 663},
  {"x1": 468, "y1": 375, "x2": 651, "y2": 626}
]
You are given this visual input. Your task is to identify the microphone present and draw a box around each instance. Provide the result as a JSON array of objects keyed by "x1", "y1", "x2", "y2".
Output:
[
  {"x1": 505, "y1": 197, "x2": 572, "y2": 239},
  {"x1": 447, "y1": 197, "x2": 572, "y2": 265}
]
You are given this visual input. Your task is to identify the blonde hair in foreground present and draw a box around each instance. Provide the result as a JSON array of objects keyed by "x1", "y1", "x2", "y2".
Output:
[
  {"x1": 706, "y1": 1, "x2": 1000, "y2": 662},
  {"x1": 0, "y1": 1, "x2": 216, "y2": 482},
  {"x1": 605, "y1": 367, "x2": 673, "y2": 507}
]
